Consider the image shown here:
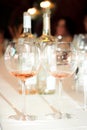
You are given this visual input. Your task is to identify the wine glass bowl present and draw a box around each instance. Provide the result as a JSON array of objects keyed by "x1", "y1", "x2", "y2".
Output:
[
  {"x1": 45, "y1": 42, "x2": 77, "y2": 80},
  {"x1": 4, "y1": 41, "x2": 40, "y2": 120},
  {"x1": 5, "y1": 42, "x2": 40, "y2": 76},
  {"x1": 50, "y1": 49, "x2": 76, "y2": 79}
]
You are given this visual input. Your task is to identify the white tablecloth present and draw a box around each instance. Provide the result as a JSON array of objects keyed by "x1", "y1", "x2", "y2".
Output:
[{"x1": 0, "y1": 57, "x2": 87, "y2": 130}]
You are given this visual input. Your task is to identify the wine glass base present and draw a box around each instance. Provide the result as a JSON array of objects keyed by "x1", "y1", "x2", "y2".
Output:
[
  {"x1": 45, "y1": 112, "x2": 61, "y2": 119},
  {"x1": 9, "y1": 114, "x2": 37, "y2": 121},
  {"x1": 77, "y1": 104, "x2": 87, "y2": 111},
  {"x1": 45, "y1": 112, "x2": 72, "y2": 119}
]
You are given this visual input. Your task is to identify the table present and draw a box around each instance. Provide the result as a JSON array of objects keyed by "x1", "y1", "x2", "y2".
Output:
[{"x1": 0, "y1": 56, "x2": 87, "y2": 130}]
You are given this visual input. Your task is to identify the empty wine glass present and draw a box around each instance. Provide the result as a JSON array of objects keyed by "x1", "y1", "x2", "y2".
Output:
[
  {"x1": 44, "y1": 41, "x2": 77, "y2": 118},
  {"x1": 4, "y1": 41, "x2": 40, "y2": 120},
  {"x1": 74, "y1": 35, "x2": 87, "y2": 110}
]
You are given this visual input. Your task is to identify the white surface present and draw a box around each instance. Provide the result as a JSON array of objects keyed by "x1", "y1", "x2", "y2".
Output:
[{"x1": 0, "y1": 56, "x2": 87, "y2": 130}]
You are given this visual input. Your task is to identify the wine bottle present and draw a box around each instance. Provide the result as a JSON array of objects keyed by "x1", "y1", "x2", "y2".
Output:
[
  {"x1": 37, "y1": 9, "x2": 56, "y2": 94},
  {"x1": 18, "y1": 12, "x2": 37, "y2": 95}
]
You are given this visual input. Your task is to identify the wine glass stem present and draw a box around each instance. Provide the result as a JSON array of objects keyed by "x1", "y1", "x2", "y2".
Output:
[
  {"x1": 58, "y1": 79, "x2": 63, "y2": 97},
  {"x1": 21, "y1": 80, "x2": 26, "y2": 116}
]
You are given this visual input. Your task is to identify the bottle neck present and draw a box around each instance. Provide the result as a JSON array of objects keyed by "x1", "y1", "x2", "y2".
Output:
[{"x1": 42, "y1": 10, "x2": 51, "y2": 36}]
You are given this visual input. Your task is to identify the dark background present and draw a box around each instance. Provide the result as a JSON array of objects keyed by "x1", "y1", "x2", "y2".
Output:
[{"x1": 0, "y1": 0, "x2": 87, "y2": 36}]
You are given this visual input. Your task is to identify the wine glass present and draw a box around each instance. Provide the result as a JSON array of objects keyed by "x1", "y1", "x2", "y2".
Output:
[
  {"x1": 4, "y1": 41, "x2": 40, "y2": 120},
  {"x1": 44, "y1": 41, "x2": 77, "y2": 118},
  {"x1": 74, "y1": 35, "x2": 87, "y2": 110}
]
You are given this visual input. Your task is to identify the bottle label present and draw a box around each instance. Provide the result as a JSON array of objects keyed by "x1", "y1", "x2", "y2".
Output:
[{"x1": 46, "y1": 76, "x2": 56, "y2": 90}]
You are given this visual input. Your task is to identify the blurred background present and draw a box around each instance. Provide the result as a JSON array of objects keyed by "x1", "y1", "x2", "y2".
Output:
[{"x1": 0, "y1": 0, "x2": 87, "y2": 38}]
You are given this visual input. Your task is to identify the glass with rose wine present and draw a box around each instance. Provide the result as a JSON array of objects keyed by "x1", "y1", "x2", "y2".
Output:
[
  {"x1": 4, "y1": 41, "x2": 40, "y2": 120},
  {"x1": 44, "y1": 41, "x2": 77, "y2": 118}
]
